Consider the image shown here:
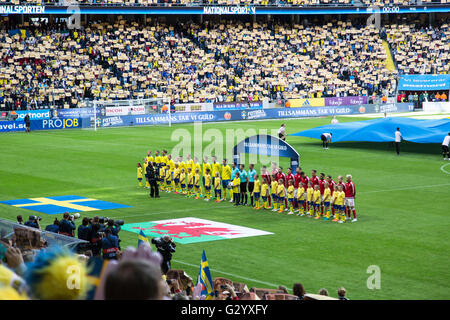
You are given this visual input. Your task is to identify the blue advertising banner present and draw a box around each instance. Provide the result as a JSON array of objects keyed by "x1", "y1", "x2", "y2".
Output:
[
  {"x1": 233, "y1": 134, "x2": 300, "y2": 171},
  {"x1": 0, "y1": 121, "x2": 26, "y2": 132},
  {"x1": 1, "y1": 103, "x2": 414, "y2": 132},
  {"x1": 15, "y1": 109, "x2": 51, "y2": 120},
  {"x1": 213, "y1": 101, "x2": 263, "y2": 111},
  {"x1": 55, "y1": 108, "x2": 99, "y2": 119},
  {"x1": 30, "y1": 118, "x2": 82, "y2": 131},
  {"x1": 398, "y1": 74, "x2": 450, "y2": 91}
]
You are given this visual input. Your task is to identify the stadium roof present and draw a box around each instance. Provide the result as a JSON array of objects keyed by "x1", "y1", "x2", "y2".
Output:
[{"x1": 290, "y1": 117, "x2": 450, "y2": 144}]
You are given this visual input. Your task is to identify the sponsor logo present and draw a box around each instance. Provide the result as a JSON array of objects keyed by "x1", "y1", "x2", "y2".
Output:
[
  {"x1": 42, "y1": 118, "x2": 80, "y2": 129},
  {"x1": 101, "y1": 116, "x2": 123, "y2": 127},
  {"x1": 203, "y1": 6, "x2": 256, "y2": 15},
  {"x1": 16, "y1": 110, "x2": 51, "y2": 120},
  {"x1": 246, "y1": 110, "x2": 267, "y2": 120},
  {"x1": 0, "y1": 122, "x2": 26, "y2": 132},
  {"x1": 224, "y1": 112, "x2": 232, "y2": 120},
  {"x1": 359, "y1": 106, "x2": 366, "y2": 113},
  {"x1": 241, "y1": 111, "x2": 247, "y2": 119},
  {"x1": 0, "y1": 5, "x2": 45, "y2": 14}
]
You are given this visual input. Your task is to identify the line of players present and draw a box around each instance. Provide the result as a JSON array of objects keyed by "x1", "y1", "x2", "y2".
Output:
[{"x1": 136, "y1": 150, "x2": 358, "y2": 223}]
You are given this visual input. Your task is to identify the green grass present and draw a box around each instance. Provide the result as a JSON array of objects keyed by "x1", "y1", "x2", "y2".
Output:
[{"x1": 1, "y1": 116, "x2": 449, "y2": 300}]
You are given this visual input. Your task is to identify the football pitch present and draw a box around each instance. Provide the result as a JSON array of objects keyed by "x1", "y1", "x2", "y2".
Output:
[{"x1": 0, "y1": 116, "x2": 449, "y2": 300}]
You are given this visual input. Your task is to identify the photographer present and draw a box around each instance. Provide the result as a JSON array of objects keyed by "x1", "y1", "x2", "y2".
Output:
[
  {"x1": 45, "y1": 218, "x2": 60, "y2": 233},
  {"x1": 146, "y1": 162, "x2": 160, "y2": 198},
  {"x1": 58, "y1": 212, "x2": 75, "y2": 237},
  {"x1": 105, "y1": 219, "x2": 123, "y2": 250},
  {"x1": 77, "y1": 217, "x2": 91, "y2": 241},
  {"x1": 101, "y1": 228, "x2": 119, "y2": 260},
  {"x1": 24, "y1": 215, "x2": 41, "y2": 230},
  {"x1": 88, "y1": 216, "x2": 105, "y2": 256},
  {"x1": 151, "y1": 235, "x2": 176, "y2": 274}
]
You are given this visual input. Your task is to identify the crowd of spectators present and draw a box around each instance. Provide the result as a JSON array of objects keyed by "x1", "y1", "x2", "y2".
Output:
[
  {"x1": 0, "y1": 17, "x2": 448, "y2": 110},
  {"x1": 386, "y1": 21, "x2": 450, "y2": 75},
  {"x1": 0, "y1": 213, "x2": 350, "y2": 300}
]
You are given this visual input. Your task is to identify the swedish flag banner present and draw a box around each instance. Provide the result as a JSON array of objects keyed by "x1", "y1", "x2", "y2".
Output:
[
  {"x1": 138, "y1": 230, "x2": 149, "y2": 247},
  {"x1": 197, "y1": 250, "x2": 214, "y2": 300}
]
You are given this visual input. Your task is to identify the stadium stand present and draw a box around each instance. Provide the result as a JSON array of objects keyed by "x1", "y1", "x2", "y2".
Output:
[
  {"x1": 386, "y1": 22, "x2": 450, "y2": 75},
  {"x1": 0, "y1": 18, "x2": 404, "y2": 109}
]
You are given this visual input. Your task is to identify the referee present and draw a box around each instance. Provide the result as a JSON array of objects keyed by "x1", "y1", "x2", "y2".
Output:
[{"x1": 442, "y1": 133, "x2": 450, "y2": 161}]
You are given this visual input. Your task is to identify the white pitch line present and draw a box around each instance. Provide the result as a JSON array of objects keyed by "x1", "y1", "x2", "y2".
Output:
[
  {"x1": 440, "y1": 163, "x2": 450, "y2": 175},
  {"x1": 114, "y1": 204, "x2": 229, "y2": 219},
  {"x1": 173, "y1": 259, "x2": 285, "y2": 289},
  {"x1": 358, "y1": 182, "x2": 450, "y2": 195}
]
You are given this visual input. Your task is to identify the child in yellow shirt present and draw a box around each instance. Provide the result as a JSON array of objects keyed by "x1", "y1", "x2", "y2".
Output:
[
  {"x1": 261, "y1": 177, "x2": 269, "y2": 209},
  {"x1": 287, "y1": 180, "x2": 295, "y2": 214},
  {"x1": 322, "y1": 182, "x2": 331, "y2": 221},
  {"x1": 313, "y1": 184, "x2": 322, "y2": 219},
  {"x1": 253, "y1": 174, "x2": 261, "y2": 210},
  {"x1": 270, "y1": 175, "x2": 279, "y2": 211},
  {"x1": 137, "y1": 163, "x2": 143, "y2": 187},
  {"x1": 306, "y1": 181, "x2": 314, "y2": 216},
  {"x1": 214, "y1": 172, "x2": 222, "y2": 203},
  {"x1": 296, "y1": 185, "x2": 305, "y2": 216},
  {"x1": 187, "y1": 167, "x2": 194, "y2": 197},
  {"x1": 194, "y1": 168, "x2": 201, "y2": 199},
  {"x1": 180, "y1": 168, "x2": 186, "y2": 194},
  {"x1": 277, "y1": 179, "x2": 286, "y2": 213}
]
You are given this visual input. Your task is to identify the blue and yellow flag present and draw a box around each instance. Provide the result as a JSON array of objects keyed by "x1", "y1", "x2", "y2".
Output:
[
  {"x1": 197, "y1": 250, "x2": 214, "y2": 300},
  {"x1": 138, "y1": 230, "x2": 149, "y2": 247}
]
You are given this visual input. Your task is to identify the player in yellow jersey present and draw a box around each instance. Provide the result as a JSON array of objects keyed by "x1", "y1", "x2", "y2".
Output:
[
  {"x1": 165, "y1": 164, "x2": 172, "y2": 192},
  {"x1": 154, "y1": 150, "x2": 161, "y2": 166},
  {"x1": 253, "y1": 174, "x2": 261, "y2": 210},
  {"x1": 306, "y1": 181, "x2": 314, "y2": 216},
  {"x1": 143, "y1": 160, "x2": 150, "y2": 189},
  {"x1": 334, "y1": 185, "x2": 346, "y2": 223},
  {"x1": 214, "y1": 172, "x2": 222, "y2": 203},
  {"x1": 137, "y1": 163, "x2": 143, "y2": 187},
  {"x1": 186, "y1": 167, "x2": 194, "y2": 198},
  {"x1": 261, "y1": 177, "x2": 269, "y2": 209},
  {"x1": 180, "y1": 168, "x2": 186, "y2": 194},
  {"x1": 331, "y1": 185, "x2": 338, "y2": 220},
  {"x1": 221, "y1": 159, "x2": 231, "y2": 201},
  {"x1": 193, "y1": 156, "x2": 201, "y2": 176},
  {"x1": 204, "y1": 169, "x2": 212, "y2": 201},
  {"x1": 211, "y1": 156, "x2": 221, "y2": 200},
  {"x1": 322, "y1": 182, "x2": 331, "y2": 221},
  {"x1": 194, "y1": 168, "x2": 201, "y2": 199},
  {"x1": 146, "y1": 151, "x2": 154, "y2": 164},
  {"x1": 270, "y1": 175, "x2": 279, "y2": 211},
  {"x1": 186, "y1": 154, "x2": 194, "y2": 174},
  {"x1": 313, "y1": 185, "x2": 322, "y2": 219},
  {"x1": 178, "y1": 156, "x2": 186, "y2": 173},
  {"x1": 296, "y1": 184, "x2": 306, "y2": 216},
  {"x1": 173, "y1": 164, "x2": 181, "y2": 194},
  {"x1": 160, "y1": 150, "x2": 168, "y2": 167},
  {"x1": 287, "y1": 180, "x2": 295, "y2": 214},
  {"x1": 276, "y1": 179, "x2": 286, "y2": 213},
  {"x1": 159, "y1": 165, "x2": 166, "y2": 191},
  {"x1": 231, "y1": 172, "x2": 241, "y2": 206},
  {"x1": 202, "y1": 156, "x2": 212, "y2": 198}
]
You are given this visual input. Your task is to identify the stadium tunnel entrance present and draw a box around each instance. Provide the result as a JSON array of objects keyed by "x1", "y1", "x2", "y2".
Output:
[{"x1": 233, "y1": 134, "x2": 300, "y2": 172}]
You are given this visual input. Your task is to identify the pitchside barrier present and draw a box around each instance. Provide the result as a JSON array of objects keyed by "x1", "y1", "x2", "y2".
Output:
[
  {"x1": 0, "y1": 219, "x2": 88, "y2": 251},
  {"x1": 0, "y1": 103, "x2": 414, "y2": 132}
]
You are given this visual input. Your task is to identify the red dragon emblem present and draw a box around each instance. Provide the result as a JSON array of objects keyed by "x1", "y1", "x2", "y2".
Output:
[{"x1": 132, "y1": 221, "x2": 240, "y2": 239}]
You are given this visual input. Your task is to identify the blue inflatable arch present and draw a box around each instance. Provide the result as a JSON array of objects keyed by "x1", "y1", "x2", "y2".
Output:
[{"x1": 232, "y1": 134, "x2": 301, "y2": 171}]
